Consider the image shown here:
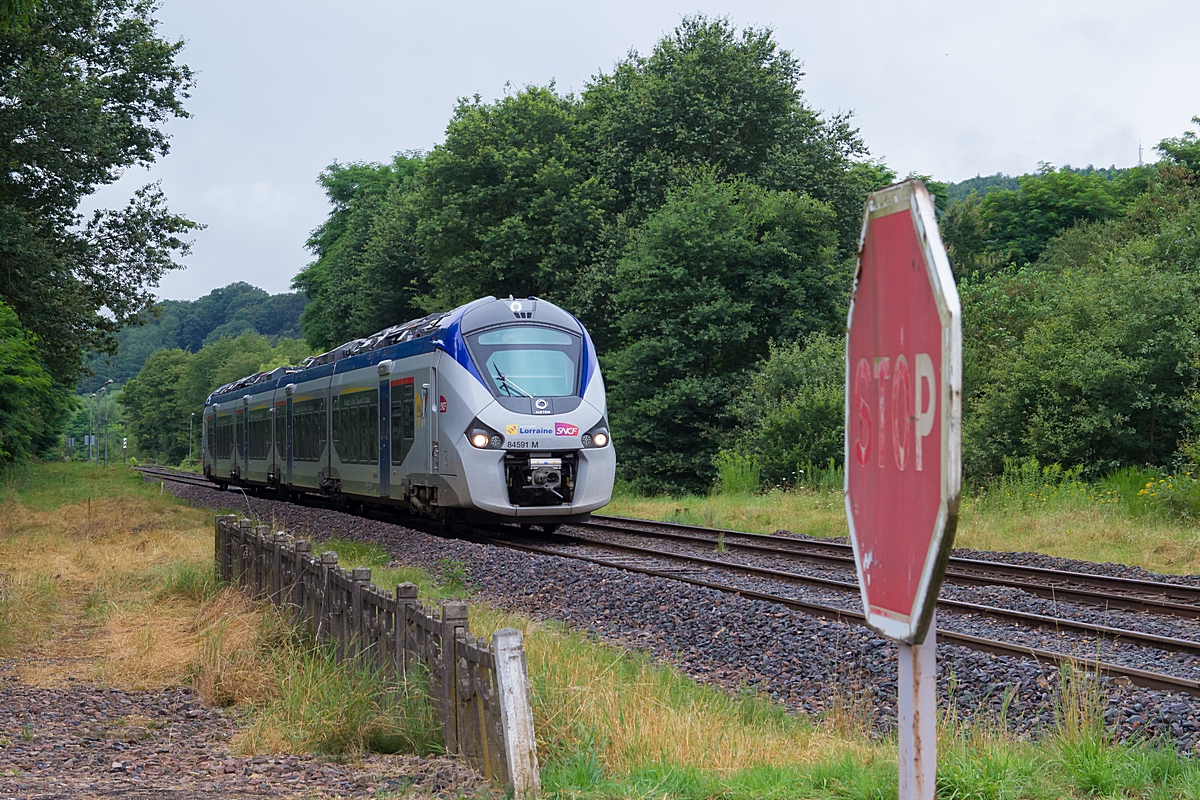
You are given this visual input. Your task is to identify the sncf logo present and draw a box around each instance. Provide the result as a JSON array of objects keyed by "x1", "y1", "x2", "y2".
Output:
[{"x1": 555, "y1": 423, "x2": 579, "y2": 436}]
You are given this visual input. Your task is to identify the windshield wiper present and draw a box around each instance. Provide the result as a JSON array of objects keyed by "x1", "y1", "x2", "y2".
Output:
[{"x1": 493, "y1": 366, "x2": 532, "y2": 398}]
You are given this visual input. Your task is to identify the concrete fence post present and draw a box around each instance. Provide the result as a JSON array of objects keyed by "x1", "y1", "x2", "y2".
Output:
[{"x1": 492, "y1": 628, "x2": 540, "y2": 798}]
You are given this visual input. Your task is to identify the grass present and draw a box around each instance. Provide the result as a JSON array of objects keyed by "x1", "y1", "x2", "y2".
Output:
[
  {"x1": 7, "y1": 462, "x2": 1200, "y2": 796},
  {"x1": 606, "y1": 458, "x2": 1200, "y2": 576}
]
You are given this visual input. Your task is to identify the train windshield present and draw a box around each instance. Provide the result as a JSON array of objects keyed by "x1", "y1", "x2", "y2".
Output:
[{"x1": 467, "y1": 326, "x2": 581, "y2": 397}]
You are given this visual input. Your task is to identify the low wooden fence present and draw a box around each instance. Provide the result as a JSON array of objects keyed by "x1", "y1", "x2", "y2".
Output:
[{"x1": 214, "y1": 515, "x2": 540, "y2": 797}]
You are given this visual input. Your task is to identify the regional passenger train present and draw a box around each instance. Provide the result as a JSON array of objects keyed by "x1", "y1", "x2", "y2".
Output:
[{"x1": 201, "y1": 296, "x2": 615, "y2": 528}]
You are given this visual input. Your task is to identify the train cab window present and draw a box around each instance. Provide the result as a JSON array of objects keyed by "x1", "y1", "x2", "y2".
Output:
[
  {"x1": 467, "y1": 326, "x2": 581, "y2": 398},
  {"x1": 390, "y1": 383, "x2": 415, "y2": 465}
]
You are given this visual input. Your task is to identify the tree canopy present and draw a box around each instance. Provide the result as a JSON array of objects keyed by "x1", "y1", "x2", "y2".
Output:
[{"x1": 0, "y1": 0, "x2": 196, "y2": 386}]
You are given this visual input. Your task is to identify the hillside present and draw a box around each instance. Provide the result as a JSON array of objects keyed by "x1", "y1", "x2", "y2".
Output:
[{"x1": 79, "y1": 283, "x2": 307, "y2": 393}]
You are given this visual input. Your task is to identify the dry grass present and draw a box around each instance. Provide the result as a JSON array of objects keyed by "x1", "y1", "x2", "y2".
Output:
[{"x1": 464, "y1": 606, "x2": 874, "y2": 776}]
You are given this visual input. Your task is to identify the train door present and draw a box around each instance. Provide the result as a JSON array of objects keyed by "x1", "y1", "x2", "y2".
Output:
[
  {"x1": 285, "y1": 393, "x2": 293, "y2": 484},
  {"x1": 378, "y1": 378, "x2": 390, "y2": 497},
  {"x1": 234, "y1": 408, "x2": 244, "y2": 475},
  {"x1": 428, "y1": 367, "x2": 438, "y2": 475},
  {"x1": 389, "y1": 378, "x2": 416, "y2": 489}
]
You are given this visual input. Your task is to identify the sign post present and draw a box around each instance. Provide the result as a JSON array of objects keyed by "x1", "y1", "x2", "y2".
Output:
[{"x1": 845, "y1": 179, "x2": 961, "y2": 800}]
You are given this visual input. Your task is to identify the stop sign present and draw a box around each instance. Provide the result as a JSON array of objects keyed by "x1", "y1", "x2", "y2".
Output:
[{"x1": 845, "y1": 179, "x2": 961, "y2": 645}]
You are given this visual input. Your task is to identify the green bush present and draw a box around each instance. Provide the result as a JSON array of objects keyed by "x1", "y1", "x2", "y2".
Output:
[
  {"x1": 726, "y1": 334, "x2": 845, "y2": 488},
  {"x1": 713, "y1": 452, "x2": 761, "y2": 496}
]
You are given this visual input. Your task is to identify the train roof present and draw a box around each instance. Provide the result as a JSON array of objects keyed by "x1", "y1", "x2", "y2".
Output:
[{"x1": 204, "y1": 296, "x2": 586, "y2": 406}]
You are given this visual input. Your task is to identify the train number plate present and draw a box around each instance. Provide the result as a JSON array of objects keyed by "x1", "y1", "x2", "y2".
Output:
[{"x1": 505, "y1": 441, "x2": 540, "y2": 449}]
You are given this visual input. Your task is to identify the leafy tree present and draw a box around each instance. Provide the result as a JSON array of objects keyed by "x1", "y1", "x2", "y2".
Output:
[
  {"x1": 0, "y1": 300, "x2": 65, "y2": 465},
  {"x1": 606, "y1": 174, "x2": 839, "y2": 492},
  {"x1": 120, "y1": 333, "x2": 313, "y2": 462},
  {"x1": 294, "y1": 157, "x2": 424, "y2": 350},
  {"x1": 0, "y1": 0, "x2": 197, "y2": 385},
  {"x1": 416, "y1": 87, "x2": 612, "y2": 313},
  {"x1": 583, "y1": 15, "x2": 889, "y2": 258},
  {"x1": 1157, "y1": 117, "x2": 1200, "y2": 175},
  {"x1": 978, "y1": 166, "x2": 1125, "y2": 265},
  {"x1": 120, "y1": 349, "x2": 189, "y2": 463},
  {"x1": 726, "y1": 334, "x2": 844, "y2": 487}
]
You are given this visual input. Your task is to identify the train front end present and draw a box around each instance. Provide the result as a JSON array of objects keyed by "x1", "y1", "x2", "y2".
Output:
[{"x1": 437, "y1": 297, "x2": 615, "y2": 525}]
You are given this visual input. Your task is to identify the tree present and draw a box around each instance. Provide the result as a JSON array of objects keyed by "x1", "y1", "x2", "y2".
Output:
[
  {"x1": 1157, "y1": 116, "x2": 1200, "y2": 175},
  {"x1": 120, "y1": 348, "x2": 189, "y2": 463},
  {"x1": 606, "y1": 174, "x2": 839, "y2": 492},
  {"x1": 0, "y1": 0, "x2": 197, "y2": 384},
  {"x1": 293, "y1": 156, "x2": 423, "y2": 350},
  {"x1": 416, "y1": 87, "x2": 612, "y2": 313},
  {"x1": 120, "y1": 333, "x2": 313, "y2": 463},
  {"x1": 978, "y1": 166, "x2": 1124, "y2": 265},
  {"x1": 0, "y1": 299, "x2": 66, "y2": 465}
]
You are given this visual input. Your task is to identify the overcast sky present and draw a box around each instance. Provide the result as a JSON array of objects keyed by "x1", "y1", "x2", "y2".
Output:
[{"x1": 87, "y1": 0, "x2": 1200, "y2": 301}]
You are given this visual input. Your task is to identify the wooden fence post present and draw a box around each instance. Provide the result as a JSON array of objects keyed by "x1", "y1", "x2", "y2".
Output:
[
  {"x1": 440, "y1": 601, "x2": 468, "y2": 755},
  {"x1": 253, "y1": 525, "x2": 269, "y2": 598},
  {"x1": 293, "y1": 541, "x2": 310, "y2": 627},
  {"x1": 395, "y1": 583, "x2": 418, "y2": 676},
  {"x1": 318, "y1": 551, "x2": 338, "y2": 642},
  {"x1": 350, "y1": 566, "x2": 370, "y2": 658},
  {"x1": 238, "y1": 519, "x2": 253, "y2": 587},
  {"x1": 493, "y1": 628, "x2": 540, "y2": 798}
]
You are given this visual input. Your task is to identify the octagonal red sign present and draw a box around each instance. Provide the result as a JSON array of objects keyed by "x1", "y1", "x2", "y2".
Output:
[{"x1": 845, "y1": 180, "x2": 961, "y2": 644}]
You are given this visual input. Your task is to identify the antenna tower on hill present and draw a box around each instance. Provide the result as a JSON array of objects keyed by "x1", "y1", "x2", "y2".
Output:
[{"x1": 1138, "y1": 139, "x2": 1144, "y2": 167}]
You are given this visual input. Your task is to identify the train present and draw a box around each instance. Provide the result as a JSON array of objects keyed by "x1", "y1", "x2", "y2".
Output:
[{"x1": 201, "y1": 296, "x2": 615, "y2": 528}]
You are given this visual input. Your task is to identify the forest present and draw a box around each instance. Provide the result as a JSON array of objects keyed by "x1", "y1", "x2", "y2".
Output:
[
  {"x1": 287, "y1": 16, "x2": 1200, "y2": 493},
  {"x1": 5, "y1": 9, "x2": 1200, "y2": 500}
]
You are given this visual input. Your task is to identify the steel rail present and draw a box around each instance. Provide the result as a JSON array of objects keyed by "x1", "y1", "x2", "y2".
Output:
[
  {"x1": 484, "y1": 534, "x2": 1200, "y2": 695},
  {"x1": 584, "y1": 516, "x2": 1200, "y2": 617},
  {"x1": 538, "y1": 530, "x2": 1200, "y2": 656}
]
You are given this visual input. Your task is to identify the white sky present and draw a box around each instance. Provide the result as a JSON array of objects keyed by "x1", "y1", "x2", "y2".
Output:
[{"x1": 86, "y1": 0, "x2": 1200, "y2": 301}]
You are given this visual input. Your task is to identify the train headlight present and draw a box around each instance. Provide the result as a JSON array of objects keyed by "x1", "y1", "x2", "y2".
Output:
[
  {"x1": 593, "y1": 431, "x2": 609, "y2": 448},
  {"x1": 466, "y1": 419, "x2": 505, "y2": 449}
]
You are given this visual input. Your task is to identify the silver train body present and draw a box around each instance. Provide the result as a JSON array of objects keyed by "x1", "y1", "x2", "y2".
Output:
[{"x1": 201, "y1": 296, "x2": 615, "y2": 525}]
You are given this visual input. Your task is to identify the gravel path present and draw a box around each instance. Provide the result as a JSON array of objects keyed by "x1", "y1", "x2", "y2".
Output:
[
  {"x1": 0, "y1": 665, "x2": 494, "y2": 799},
  {"x1": 165, "y1": 482, "x2": 1200, "y2": 751}
]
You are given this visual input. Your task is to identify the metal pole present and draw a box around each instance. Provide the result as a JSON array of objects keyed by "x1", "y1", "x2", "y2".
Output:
[
  {"x1": 104, "y1": 379, "x2": 113, "y2": 467},
  {"x1": 898, "y1": 612, "x2": 937, "y2": 800},
  {"x1": 190, "y1": 413, "x2": 195, "y2": 464},
  {"x1": 88, "y1": 393, "x2": 95, "y2": 463}
]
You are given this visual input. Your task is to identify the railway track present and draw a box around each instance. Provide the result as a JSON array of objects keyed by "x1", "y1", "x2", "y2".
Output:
[
  {"x1": 137, "y1": 465, "x2": 1200, "y2": 694},
  {"x1": 581, "y1": 516, "x2": 1200, "y2": 618}
]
